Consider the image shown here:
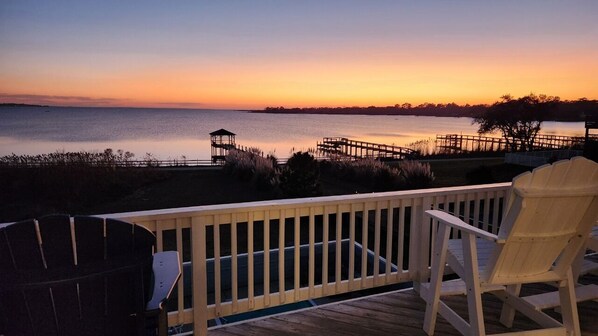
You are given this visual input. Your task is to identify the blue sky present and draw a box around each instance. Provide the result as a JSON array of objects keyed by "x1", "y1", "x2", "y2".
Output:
[{"x1": 1, "y1": 0, "x2": 597, "y2": 108}]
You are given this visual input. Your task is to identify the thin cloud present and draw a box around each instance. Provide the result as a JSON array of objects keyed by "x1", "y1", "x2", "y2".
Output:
[
  {"x1": 0, "y1": 93, "x2": 204, "y2": 108},
  {"x1": 151, "y1": 101, "x2": 207, "y2": 109},
  {"x1": 0, "y1": 93, "x2": 127, "y2": 107}
]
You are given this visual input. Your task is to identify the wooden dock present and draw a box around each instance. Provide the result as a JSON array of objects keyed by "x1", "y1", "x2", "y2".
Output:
[
  {"x1": 209, "y1": 279, "x2": 598, "y2": 336},
  {"x1": 317, "y1": 137, "x2": 418, "y2": 160},
  {"x1": 435, "y1": 134, "x2": 594, "y2": 154}
]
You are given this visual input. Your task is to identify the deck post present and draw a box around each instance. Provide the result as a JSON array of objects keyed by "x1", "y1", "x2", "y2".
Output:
[
  {"x1": 192, "y1": 217, "x2": 209, "y2": 336},
  {"x1": 411, "y1": 196, "x2": 433, "y2": 293}
]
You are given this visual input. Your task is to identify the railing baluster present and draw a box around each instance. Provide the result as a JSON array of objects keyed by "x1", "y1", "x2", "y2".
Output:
[
  {"x1": 279, "y1": 209, "x2": 286, "y2": 303},
  {"x1": 361, "y1": 204, "x2": 369, "y2": 289},
  {"x1": 213, "y1": 215, "x2": 221, "y2": 316},
  {"x1": 385, "y1": 200, "x2": 393, "y2": 283},
  {"x1": 465, "y1": 193, "x2": 472, "y2": 225},
  {"x1": 348, "y1": 204, "x2": 355, "y2": 290},
  {"x1": 294, "y1": 210, "x2": 300, "y2": 301},
  {"x1": 473, "y1": 192, "x2": 481, "y2": 229},
  {"x1": 451, "y1": 194, "x2": 463, "y2": 239},
  {"x1": 492, "y1": 191, "x2": 501, "y2": 235},
  {"x1": 335, "y1": 204, "x2": 342, "y2": 291},
  {"x1": 247, "y1": 212, "x2": 254, "y2": 310},
  {"x1": 175, "y1": 219, "x2": 185, "y2": 325},
  {"x1": 322, "y1": 206, "x2": 329, "y2": 295},
  {"x1": 156, "y1": 220, "x2": 164, "y2": 252},
  {"x1": 397, "y1": 203, "x2": 405, "y2": 275},
  {"x1": 231, "y1": 213, "x2": 238, "y2": 313},
  {"x1": 373, "y1": 203, "x2": 381, "y2": 285},
  {"x1": 309, "y1": 207, "x2": 315, "y2": 298},
  {"x1": 264, "y1": 210, "x2": 270, "y2": 306},
  {"x1": 482, "y1": 192, "x2": 490, "y2": 232}
]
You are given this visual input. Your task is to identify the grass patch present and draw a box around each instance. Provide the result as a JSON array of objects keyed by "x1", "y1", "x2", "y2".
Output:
[
  {"x1": 0, "y1": 157, "x2": 531, "y2": 223},
  {"x1": 427, "y1": 158, "x2": 530, "y2": 187}
]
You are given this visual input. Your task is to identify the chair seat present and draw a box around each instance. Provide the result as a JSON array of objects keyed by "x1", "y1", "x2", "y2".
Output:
[{"x1": 447, "y1": 238, "x2": 495, "y2": 281}]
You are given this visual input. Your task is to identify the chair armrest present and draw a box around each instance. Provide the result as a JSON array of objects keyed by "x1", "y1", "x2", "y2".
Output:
[
  {"x1": 146, "y1": 251, "x2": 181, "y2": 312},
  {"x1": 426, "y1": 210, "x2": 501, "y2": 243}
]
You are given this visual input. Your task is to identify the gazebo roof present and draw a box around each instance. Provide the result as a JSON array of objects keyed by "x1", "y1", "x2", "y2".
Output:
[{"x1": 210, "y1": 129, "x2": 236, "y2": 136}]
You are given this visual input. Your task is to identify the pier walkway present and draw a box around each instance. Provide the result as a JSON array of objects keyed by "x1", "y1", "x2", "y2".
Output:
[{"x1": 317, "y1": 137, "x2": 417, "y2": 160}]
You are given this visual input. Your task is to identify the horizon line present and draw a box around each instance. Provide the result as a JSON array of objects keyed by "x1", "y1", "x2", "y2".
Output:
[{"x1": 2, "y1": 96, "x2": 598, "y2": 111}]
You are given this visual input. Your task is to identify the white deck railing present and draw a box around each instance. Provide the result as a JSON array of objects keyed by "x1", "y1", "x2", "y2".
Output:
[{"x1": 104, "y1": 182, "x2": 511, "y2": 335}]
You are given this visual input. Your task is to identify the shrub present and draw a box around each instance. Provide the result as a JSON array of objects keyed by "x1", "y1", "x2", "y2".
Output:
[
  {"x1": 223, "y1": 149, "x2": 277, "y2": 189},
  {"x1": 399, "y1": 160, "x2": 435, "y2": 189},
  {"x1": 322, "y1": 157, "x2": 401, "y2": 190},
  {"x1": 279, "y1": 152, "x2": 321, "y2": 197},
  {"x1": 253, "y1": 155, "x2": 278, "y2": 190},
  {"x1": 223, "y1": 149, "x2": 254, "y2": 181}
]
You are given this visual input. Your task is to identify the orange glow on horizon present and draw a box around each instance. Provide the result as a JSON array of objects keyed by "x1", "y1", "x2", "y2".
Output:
[{"x1": 1, "y1": 46, "x2": 596, "y2": 109}]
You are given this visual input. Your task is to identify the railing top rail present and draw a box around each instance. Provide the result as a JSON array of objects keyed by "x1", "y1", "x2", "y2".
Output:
[{"x1": 101, "y1": 182, "x2": 511, "y2": 222}]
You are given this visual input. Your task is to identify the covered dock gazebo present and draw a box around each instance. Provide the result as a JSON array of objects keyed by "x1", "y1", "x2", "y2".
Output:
[{"x1": 210, "y1": 129, "x2": 236, "y2": 165}]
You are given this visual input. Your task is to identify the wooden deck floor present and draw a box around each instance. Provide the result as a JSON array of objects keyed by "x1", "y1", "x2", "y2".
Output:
[{"x1": 208, "y1": 281, "x2": 598, "y2": 336}]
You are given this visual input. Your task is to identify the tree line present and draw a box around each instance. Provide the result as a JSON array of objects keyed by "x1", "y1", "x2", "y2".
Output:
[{"x1": 259, "y1": 97, "x2": 597, "y2": 122}]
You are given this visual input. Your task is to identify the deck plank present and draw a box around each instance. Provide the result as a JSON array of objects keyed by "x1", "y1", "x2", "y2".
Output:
[
  {"x1": 270, "y1": 313, "x2": 355, "y2": 336},
  {"x1": 301, "y1": 307, "x2": 398, "y2": 335},
  {"x1": 209, "y1": 281, "x2": 598, "y2": 336}
]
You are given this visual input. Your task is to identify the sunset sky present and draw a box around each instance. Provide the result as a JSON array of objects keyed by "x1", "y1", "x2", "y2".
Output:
[{"x1": 1, "y1": 0, "x2": 597, "y2": 109}]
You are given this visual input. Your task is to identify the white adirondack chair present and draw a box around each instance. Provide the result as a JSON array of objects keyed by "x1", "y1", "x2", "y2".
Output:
[{"x1": 421, "y1": 157, "x2": 598, "y2": 336}]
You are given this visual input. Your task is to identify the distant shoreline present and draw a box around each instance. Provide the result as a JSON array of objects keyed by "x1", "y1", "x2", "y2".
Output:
[
  {"x1": 0, "y1": 103, "x2": 49, "y2": 108},
  {"x1": 251, "y1": 108, "x2": 476, "y2": 118},
  {"x1": 251, "y1": 100, "x2": 597, "y2": 122}
]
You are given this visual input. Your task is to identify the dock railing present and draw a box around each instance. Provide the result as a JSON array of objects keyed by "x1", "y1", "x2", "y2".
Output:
[{"x1": 105, "y1": 182, "x2": 511, "y2": 335}]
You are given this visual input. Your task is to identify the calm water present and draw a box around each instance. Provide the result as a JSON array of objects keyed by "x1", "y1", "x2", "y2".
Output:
[{"x1": 0, "y1": 106, "x2": 585, "y2": 160}]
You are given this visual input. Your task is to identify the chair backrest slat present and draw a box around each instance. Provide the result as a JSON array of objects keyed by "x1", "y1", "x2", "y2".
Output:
[
  {"x1": 74, "y1": 216, "x2": 106, "y2": 264},
  {"x1": 486, "y1": 157, "x2": 598, "y2": 284},
  {"x1": 106, "y1": 218, "x2": 135, "y2": 258},
  {"x1": 103, "y1": 218, "x2": 155, "y2": 335},
  {"x1": 1, "y1": 219, "x2": 44, "y2": 270},
  {"x1": 38, "y1": 215, "x2": 75, "y2": 269}
]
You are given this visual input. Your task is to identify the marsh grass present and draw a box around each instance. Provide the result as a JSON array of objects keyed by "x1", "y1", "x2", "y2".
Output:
[
  {"x1": 399, "y1": 160, "x2": 435, "y2": 189},
  {"x1": 223, "y1": 149, "x2": 278, "y2": 190},
  {"x1": 0, "y1": 149, "x2": 168, "y2": 221}
]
